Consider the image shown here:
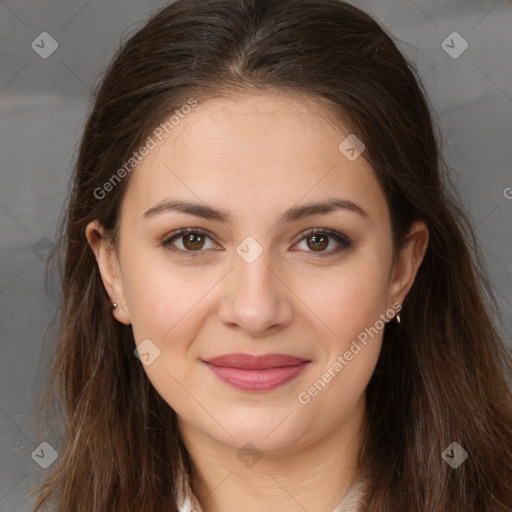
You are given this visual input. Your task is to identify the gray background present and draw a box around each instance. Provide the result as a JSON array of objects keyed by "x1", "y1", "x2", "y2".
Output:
[{"x1": 1, "y1": 0, "x2": 511, "y2": 510}]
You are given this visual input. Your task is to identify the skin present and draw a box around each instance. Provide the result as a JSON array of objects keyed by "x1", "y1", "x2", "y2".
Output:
[{"x1": 86, "y1": 90, "x2": 429, "y2": 512}]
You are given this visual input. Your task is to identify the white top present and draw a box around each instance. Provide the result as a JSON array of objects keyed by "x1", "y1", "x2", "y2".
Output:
[{"x1": 175, "y1": 450, "x2": 367, "y2": 512}]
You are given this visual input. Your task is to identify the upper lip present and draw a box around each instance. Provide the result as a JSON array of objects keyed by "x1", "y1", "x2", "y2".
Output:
[{"x1": 203, "y1": 353, "x2": 310, "y2": 370}]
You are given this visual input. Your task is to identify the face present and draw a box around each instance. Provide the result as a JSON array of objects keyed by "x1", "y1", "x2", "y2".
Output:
[{"x1": 87, "y1": 91, "x2": 427, "y2": 454}]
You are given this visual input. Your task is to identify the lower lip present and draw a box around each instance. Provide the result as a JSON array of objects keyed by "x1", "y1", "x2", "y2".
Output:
[{"x1": 203, "y1": 361, "x2": 310, "y2": 391}]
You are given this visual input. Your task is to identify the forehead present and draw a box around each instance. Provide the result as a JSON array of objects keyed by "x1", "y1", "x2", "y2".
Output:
[{"x1": 121, "y1": 91, "x2": 389, "y2": 227}]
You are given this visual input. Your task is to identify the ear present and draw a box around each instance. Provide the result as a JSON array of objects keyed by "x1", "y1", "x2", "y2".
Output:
[
  {"x1": 85, "y1": 220, "x2": 131, "y2": 325},
  {"x1": 388, "y1": 219, "x2": 429, "y2": 308}
]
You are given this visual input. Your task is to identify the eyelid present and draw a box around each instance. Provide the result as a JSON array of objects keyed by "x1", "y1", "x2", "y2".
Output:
[
  {"x1": 160, "y1": 227, "x2": 352, "y2": 257},
  {"x1": 160, "y1": 227, "x2": 220, "y2": 256},
  {"x1": 294, "y1": 228, "x2": 351, "y2": 246},
  {"x1": 291, "y1": 228, "x2": 352, "y2": 257}
]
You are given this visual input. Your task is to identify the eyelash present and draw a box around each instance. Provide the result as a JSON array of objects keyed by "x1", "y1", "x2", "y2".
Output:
[{"x1": 160, "y1": 227, "x2": 352, "y2": 259}]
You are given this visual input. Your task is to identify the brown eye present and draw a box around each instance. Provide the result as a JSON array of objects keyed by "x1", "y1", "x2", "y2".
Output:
[
  {"x1": 182, "y1": 232, "x2": 205, "y2": 251},
  {"x1": 294, "y1": 229, "x2": 352, "y2": 258},
  {"x1": 306, "y1": 233, "x2": 329, "y2": 251},
  {"x1": 161, "y1": 228, "x2": 217, "y2": 256}
]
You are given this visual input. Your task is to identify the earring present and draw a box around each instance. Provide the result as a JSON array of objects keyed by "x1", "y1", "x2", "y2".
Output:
[
  {"x1": 111, "y1": 302, "x2": 118, "y2": 309},
  {"x1": 396, "y1": 312, "x2": 401, "y2": 324}
]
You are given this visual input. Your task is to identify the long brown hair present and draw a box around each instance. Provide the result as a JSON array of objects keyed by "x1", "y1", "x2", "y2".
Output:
[{"x1": 32, "y1": 0, "x2": 512, "y2": 510}]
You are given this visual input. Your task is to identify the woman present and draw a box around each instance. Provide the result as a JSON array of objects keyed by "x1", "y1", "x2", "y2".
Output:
[{"x1": 32, "y1": 0, "x2": 512, "y2": 511}]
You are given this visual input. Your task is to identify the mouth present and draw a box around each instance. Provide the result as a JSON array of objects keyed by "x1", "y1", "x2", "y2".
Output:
[{"x1": 202, "y1": 353, "x2": 311, "y2": 392}]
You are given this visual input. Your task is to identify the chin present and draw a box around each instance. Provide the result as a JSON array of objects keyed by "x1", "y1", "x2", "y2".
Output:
[{"x1": 202, "y1": 407, "x2": 312, "y2": 453}]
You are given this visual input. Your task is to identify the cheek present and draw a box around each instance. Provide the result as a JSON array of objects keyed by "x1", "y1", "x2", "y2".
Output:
[
  {"x1": 125, "y1": 263, "x2": 207, "y2": 417},
  {"x1": 300, "y1": 339, "x2": 381, "y2": 440},
  {"x1": 122, "y1": 247, "x2": 209, "y2": 340},
  {"x1": 296, "y1": 265, "x2": 388, "y2": 425},
  {"x1": 298, "y1": 259, "x2": 390, "y2": 347}
]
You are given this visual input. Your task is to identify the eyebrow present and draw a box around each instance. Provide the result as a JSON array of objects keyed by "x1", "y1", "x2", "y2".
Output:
[{"x1": 141, "y1": 197, "x2": 370, "y2": 224}]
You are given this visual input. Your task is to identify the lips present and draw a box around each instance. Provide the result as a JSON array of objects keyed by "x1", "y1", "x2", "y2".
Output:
[
  {"x1": 204, "y1": 353, "x2": 309, "y2": 369},
  {"x1": 202, "y1": 353, "x2": 311, "y2": 391}
]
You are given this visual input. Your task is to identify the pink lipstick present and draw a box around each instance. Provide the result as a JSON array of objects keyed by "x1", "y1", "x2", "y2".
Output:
[{"x1": 202, "y1": 353, "x2": 310, "y2": 391}]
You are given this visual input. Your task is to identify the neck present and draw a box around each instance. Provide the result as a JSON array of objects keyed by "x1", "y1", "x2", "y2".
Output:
[{"x1": 178, "y1": 395, "x2": 367, "y2": 512}]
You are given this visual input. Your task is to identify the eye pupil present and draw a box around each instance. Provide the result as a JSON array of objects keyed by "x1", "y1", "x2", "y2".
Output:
[{"x1": 307, "y1": 234, "x2": 328, "y2": 251}]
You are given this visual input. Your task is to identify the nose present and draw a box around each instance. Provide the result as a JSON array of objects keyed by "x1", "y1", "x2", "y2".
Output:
[{"x1": 217, "y1": 247, "x2": 294, "y2": 338}]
